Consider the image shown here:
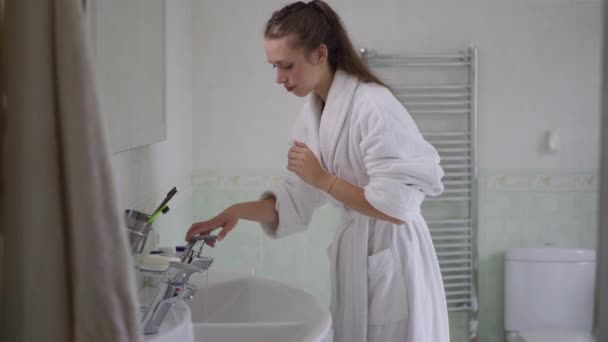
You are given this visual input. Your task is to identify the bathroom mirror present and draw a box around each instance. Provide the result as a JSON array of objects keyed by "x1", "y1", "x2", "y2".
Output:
[{"x1": 86, "y1": 0, "x2": 166, "y2": 153}]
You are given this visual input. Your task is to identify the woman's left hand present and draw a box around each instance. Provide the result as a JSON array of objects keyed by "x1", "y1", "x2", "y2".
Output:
[{"x1": 288, "y1": 141, "x2": 332, "y2": 190}]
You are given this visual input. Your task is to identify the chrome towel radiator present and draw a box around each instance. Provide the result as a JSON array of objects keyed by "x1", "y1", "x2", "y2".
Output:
[{"x1": 362, "y1": 47, "x2": 479, "y2": 333}]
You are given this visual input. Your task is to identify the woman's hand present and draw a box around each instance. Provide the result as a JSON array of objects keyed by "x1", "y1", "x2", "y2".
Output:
[
  {"x1": 186, "y1": 206, "x2": 240, "y2": 242},
  {"x1": 288, "y1": 141, "x2": 333, "y2": 191}
]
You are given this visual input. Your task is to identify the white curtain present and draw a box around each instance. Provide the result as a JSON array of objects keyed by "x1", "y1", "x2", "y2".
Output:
[
  {"x1": 597, "y1": 2, "x2": 608, "y2": 341},
  {"x1": 0, "y1": 0, "x2": 142, "y2": 341}
]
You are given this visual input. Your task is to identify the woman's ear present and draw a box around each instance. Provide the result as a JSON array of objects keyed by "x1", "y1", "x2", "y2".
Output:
[{"x1": 313, "y1": 44, "x2": 328, "y2": 65}]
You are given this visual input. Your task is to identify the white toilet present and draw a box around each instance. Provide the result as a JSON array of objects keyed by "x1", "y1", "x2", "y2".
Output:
[{"x1": 504, "y1": 247, "x2": 596, "y2": 342}]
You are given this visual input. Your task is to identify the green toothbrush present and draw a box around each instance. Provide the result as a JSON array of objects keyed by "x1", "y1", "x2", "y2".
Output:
[
  {"x1": 147, "y1": 187, "x2": 177, "y2": 224},
  {"x1": 147, "y1": 204, "x2": 170, "y2": 224}
]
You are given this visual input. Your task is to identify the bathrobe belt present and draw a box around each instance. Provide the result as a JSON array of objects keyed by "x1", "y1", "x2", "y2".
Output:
[{"x1": 327, "y1": 208, "x2": 369, "y2": 342}]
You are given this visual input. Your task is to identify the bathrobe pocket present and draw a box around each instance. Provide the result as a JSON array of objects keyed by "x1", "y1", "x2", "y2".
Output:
[{"x1": 367, "y1": 247, "x2": 409, "y2": 325}]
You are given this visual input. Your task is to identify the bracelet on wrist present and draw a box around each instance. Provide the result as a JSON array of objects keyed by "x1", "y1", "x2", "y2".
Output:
[{"x1": 327, "y1": 175, "x2": 338, "y2": 194}]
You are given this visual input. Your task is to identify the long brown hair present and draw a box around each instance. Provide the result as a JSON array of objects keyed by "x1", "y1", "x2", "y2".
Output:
[{"x1": 264, "y1": 0, "x2": 387, "y2": 88}]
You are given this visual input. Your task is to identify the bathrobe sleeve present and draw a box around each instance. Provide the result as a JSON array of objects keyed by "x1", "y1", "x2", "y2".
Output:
[
  {"x1": 259, "y1": 111, "x2": 327, "y2": 239},
  {"x1": 259, "y1": 173, "x2": 326, "y2": 239},
  {"x1": 358, "y1": 88, "x2": 444, "y2": 222}
]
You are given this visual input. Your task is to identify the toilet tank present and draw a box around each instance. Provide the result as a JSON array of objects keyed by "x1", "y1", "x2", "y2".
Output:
[{"x1": 504, "y1": 247, "x2": 596, "y2": 333}]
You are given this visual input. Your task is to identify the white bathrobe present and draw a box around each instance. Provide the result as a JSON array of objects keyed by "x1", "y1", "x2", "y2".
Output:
[{"x1": 260, "y1": 70, "x2": 450, "y2": 342}]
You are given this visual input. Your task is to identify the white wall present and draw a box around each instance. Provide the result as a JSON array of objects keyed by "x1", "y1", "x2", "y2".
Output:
[
  {"x1": 111, "y1": 0, "x2": 193, "y2": 246},
  {"x1": 192, "y1": 0, "x2": 602, "y2": 173}
]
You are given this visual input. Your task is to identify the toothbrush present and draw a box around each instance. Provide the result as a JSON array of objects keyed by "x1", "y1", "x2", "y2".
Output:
[
  {"x1": 153, "y1": 187, "x2": 177, "y2": 214},
  {"x1": 147, "y1": 187, "x2": 177, "y2": 223},
  {"x1": 147, "y1": 204, "x2": 170, "y2": 224}
]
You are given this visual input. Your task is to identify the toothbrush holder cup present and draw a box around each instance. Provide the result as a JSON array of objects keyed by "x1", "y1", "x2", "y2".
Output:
[{"x1": 125, "y1": 209, "x2": 153, "y2": 254}]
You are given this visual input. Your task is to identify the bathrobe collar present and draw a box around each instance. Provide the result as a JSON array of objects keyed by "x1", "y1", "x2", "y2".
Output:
[
  {"x1": 309, "y1": 70, "x2": 369, "y2": 342},
  {"x1": 310, "y1": 69, "x2": 360, "y2": 172}
]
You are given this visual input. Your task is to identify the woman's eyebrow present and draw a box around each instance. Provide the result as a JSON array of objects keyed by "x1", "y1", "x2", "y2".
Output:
[{"x1": 268, "y1": 60, "x2": 285, "y2": 65}]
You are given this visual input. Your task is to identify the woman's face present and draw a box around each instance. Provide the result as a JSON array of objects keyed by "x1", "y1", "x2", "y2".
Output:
[{"x1": 264, "y1": 36, "x2": 322, "y2": 98}]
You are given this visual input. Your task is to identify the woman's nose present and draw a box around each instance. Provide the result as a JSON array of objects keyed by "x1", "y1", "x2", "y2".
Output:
[{"x1": 276, "y1": 70, "x2": 287, "y2": 84}]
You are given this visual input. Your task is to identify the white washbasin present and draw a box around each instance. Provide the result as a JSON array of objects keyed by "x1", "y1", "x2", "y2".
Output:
[{"x1": 187, "y1": 270, "x2": 331, "y2": 342}]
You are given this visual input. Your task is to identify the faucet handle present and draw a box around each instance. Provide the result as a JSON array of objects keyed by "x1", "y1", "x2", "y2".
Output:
[
  {"x1": 180, "y1": 235, "x2": 217, "y2": 262},
  {"x1": 187, "y1": 234, "x2": 218, "y2": 246}
]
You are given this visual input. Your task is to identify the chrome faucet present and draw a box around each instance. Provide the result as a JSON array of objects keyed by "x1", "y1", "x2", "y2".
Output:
[{"x1": 141, "y1": 235, "x2": 217, "y2": 335}]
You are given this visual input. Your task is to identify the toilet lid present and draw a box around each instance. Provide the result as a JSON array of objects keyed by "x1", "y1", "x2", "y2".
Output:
[{"x1": 520, "y1": 330, "x2": 595, "y2": 342}]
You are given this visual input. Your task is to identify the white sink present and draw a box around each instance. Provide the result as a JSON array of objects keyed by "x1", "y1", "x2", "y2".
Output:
[{"x1": 187, "y1": 270, "x2": 331, "y2": 342}]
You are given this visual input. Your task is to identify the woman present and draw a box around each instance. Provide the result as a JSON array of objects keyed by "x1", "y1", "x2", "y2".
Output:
[{"x1": 186, "y1": 1, "x2": 450, "y2": 341}]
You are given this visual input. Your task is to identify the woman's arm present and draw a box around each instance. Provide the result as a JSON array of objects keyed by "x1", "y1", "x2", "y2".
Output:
[
  {"x1": 231, "y1": 197, "x2": 278, "y2": 226},
  {"x1": 288, "y1": 141, "x2": 404, "y2": 225},
  {"x1": 186, "y1": 196, "x2": 278, "y2": 240},
  {"x1": 318, "y1": 173, "x2": 404, "y2": 225}
]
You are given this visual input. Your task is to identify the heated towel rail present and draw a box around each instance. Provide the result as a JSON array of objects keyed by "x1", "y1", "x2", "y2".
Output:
[{"x1": 362, "y1": 47, "x2": 479, "y2": 324}]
